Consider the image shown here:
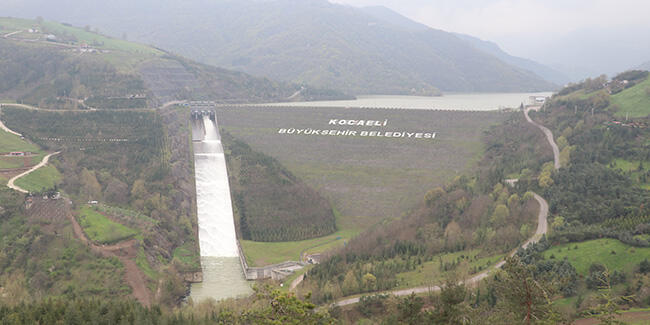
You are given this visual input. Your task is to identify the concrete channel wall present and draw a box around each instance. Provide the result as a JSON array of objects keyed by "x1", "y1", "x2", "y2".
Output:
[{"x1": 237, "y1": 240, "x2": 304, "y2": 281}]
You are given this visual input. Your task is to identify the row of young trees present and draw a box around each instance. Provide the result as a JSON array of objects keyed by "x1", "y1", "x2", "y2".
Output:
[{"x1": 222, "y1": 132, "x2": 337, "y2": 242}]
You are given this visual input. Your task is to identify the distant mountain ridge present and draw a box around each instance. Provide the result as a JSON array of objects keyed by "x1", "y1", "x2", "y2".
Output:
[
  {"x1": 359, "y1": 6, "x2": 567, "y2": 86},
  {"x1": 2, "y1": 0, "x2": 557, "y2": 95},
  {"x1": 452, "y1": 33, "x2": 570, "y2": 86}
]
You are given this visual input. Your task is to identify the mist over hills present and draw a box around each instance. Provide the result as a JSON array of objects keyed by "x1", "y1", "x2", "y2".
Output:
[
  {"x1": 2, "y1": 0, "x2": 557, "y2": 95},
  {"x1": 637, "y1": 61, "x2": 650, "y2": 71},
  {"x1": 358, "y1": 6, "x2": 568, "y2": 86},
  {"x1": 452, "y1": 34, "x2": 570, "y2": 86}
]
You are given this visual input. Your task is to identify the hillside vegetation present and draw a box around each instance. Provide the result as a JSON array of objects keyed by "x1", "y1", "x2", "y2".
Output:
[
  {"x1": 610, "y1": 74, "x2": 650, "y2": 118},
  {"x1": 0, "y1": 17, "x2": 346, "y2": 108},
  {"x1": 1, "y1": 106, "x2": 200, "y2": 304},
  {"x1": 295, "y1": 110, "x2": 550, "y2": 303},
  {"x1": 282, "y1": 73, "x2": 650, "y2": 322},
  {"x1": 222, "y1": 132, "x2": 336, "y2": 242},
  {"x1": 0, "y1": 188, "x2": 131, "y2": 304},
  {"x1": 1, "y1": 1, "x2": 556, "y2": 94}
]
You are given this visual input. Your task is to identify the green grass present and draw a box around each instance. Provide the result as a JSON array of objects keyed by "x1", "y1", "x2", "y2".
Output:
[
  {"x1": 611, "y1": 158, "x2": 643, "y2": 172},
  {"x1": 77, "y1": 205, "x2": 139, "y2": 245},
  {"x1": 172, "y1": 241, "x2": 201, "y2": 271},
  {"x1": 33, "y1": 19, "x2": 163, "y2": 56},
  {"x1": 14, "y1": 164, "x2": 62, "y2": 192},
  {"x1": 136, "y1": 247, "x2": 157, "y2": 280},
  {"x1": 608, "y1": 158, "x2": 649, "y2": 190},
  {"x1": 0, "y1": 129, "x2": 40, "y2": 153},
  {"x1": 542, "y1": 239, "x2": 650, "y2": 275},
  {"x1": 0, "y1": 17, "x2": 162, "y2": 71},
  {"x1": 0, "y1": 17, "x2": 37, "y2": 34},
  {"x1": 0, "y1": 156, "x2": 26, "y2": 169},
  {"x1": 96, "y1": 204, "x2": 158, "y2": 226},
  {"x1": 610, "y1": 76, "x2": 650, "y2": 118},
  {"x1": 396, "y1": 250, "x2": 504, "y2": 289},
  {"x1": 279, "y1": 265, "x2": 313, "y2": 292},
  {"x1": 241, "y1": 212, "x2": 374, "y2": 266}
]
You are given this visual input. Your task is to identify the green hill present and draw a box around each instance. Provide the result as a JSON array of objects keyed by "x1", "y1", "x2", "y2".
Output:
[
  {"x1": 0, "y1": 17, "x2": 346, "y2": 109},
  {"x1": 2, "y1": 0, "x2": 557, "y2": 95},
  {"x1": 610, "y1": 75, "x2": 650, "y2": 118}
]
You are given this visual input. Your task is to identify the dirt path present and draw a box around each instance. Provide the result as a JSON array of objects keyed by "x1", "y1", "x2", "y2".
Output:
[
  {"x1": 7, "y1": 151, "x2": 60, "y2": 193},
  {"x1": 1, "y1": 101, "x2": 182, "y2": 112},
  {"x1": 525, "y1": 106, "x2": 561, "y2": 170},
  {"x1": 3, "y1": 30, "x2": 22, "y2": 38},
  {"x1": 289, "y1": 274, "x2": 305, "y2": 291},
  {"x1": 0, "y1": 118, "x2": 22, "y2": 136},
  {"x1": 67, "y1": 208, "x2": 152, "y2": 306}
]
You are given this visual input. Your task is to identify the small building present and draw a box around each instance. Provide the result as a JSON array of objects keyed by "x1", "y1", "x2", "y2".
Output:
[
  {"x1": 528, "y1": 96, "x2": 547, "y2": 106},
  {"x1": 46, "y1": 34, "x2": 57, "y2": 41},
  {"x1": 306, "y1": 253, "x2": 323, "y2": 264},
  {"x1": 88, "y1": 200, "x2": 98, "y2": 205}
]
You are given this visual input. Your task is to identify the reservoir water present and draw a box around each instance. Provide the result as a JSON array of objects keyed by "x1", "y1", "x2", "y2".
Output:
[
  {"x1": 262, "y1": 92, "x2": 552, "y2": 110},
  {"x1": 190, "y1": 116, "x2": 252, "y2": 302}
]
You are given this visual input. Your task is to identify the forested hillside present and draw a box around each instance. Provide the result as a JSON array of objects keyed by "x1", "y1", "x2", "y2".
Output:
[
  {"x1": 0, "y1": 106, "x2": 200, "y2": 305},
  {"x1": 0, "y1": 17, "x2": 346, "y2": 108},
  {"x1": 2, "y1": 0, "x2": 556, "y2": 94},
  {"x1": 0, "y1": 39, "x2": 148, "y2": 109},
  {"x1": 222, "y1": 133, "x2": 336, "y2": 242},
  {"x1": 531, "y1": 72, "x2": 650, "y2": 246}
]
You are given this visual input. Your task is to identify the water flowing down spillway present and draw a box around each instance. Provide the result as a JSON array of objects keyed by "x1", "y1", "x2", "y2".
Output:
[{"x1": 190, "y1": 116, "x2": 252, "y2": 301}]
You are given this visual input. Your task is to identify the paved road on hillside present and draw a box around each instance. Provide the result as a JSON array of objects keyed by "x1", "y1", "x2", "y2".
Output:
[
  {"x1": 525, "y1": 106, "x2": 561, "y2": 170},
  {"x1": 330, "y1": 106, "x2": 560, "y2": 308},
  {"x1": 7, "y1": 151, "x2": 61, "y2": 193},
  {"x1": 1, "y1": 100, "x2": 184, "y2": 112}
]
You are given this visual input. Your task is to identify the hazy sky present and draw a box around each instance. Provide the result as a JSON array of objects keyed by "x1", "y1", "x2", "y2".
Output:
[{"x1": 330, "y1": 0, "x2": 650, "y2": 62}]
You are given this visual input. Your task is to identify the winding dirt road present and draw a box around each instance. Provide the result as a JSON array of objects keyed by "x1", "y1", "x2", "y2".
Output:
[
  {"x1": 1, "y1": 100, "x2": 184, "y2": 113},
  {"x1": 6, "y1": 151, "x2": 61, "y2": 193},
  {"x1": 525, "y1": 106, "x2": 561, "y2": 170},
  {"x1": 67, "y1": 208, "x2": 152, "y2": 306},
  {"x1": 0, "y1": 119, "x2": 21, "y2": 136},
  {"x1": 330, "y1": 106, "x2": 559, "y2": 307}
]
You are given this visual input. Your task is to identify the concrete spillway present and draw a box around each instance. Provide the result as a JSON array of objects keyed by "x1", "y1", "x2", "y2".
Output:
[{"x1": 190, "y1": 116, "x2": 252, "y2": 301}]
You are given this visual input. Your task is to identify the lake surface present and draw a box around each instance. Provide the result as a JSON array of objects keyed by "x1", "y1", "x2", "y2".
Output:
[{"x1": 262, "y1": 93, "x2": 552, "y2": 110}]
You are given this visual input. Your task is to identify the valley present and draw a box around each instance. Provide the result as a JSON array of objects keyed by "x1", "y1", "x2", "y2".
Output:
[{"x1": 0, "y1": 4, "x2": 648, "y2": 324}]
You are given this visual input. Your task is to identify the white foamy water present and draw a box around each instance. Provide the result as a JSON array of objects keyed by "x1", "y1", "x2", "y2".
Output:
[{"x1": 190, "y1": 116, "x2": 251, "y2": 301}]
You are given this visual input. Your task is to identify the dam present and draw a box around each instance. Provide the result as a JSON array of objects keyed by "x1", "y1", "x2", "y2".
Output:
[{"x1": 189, "y1": 113, "x2": 252, "y2": 301}]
